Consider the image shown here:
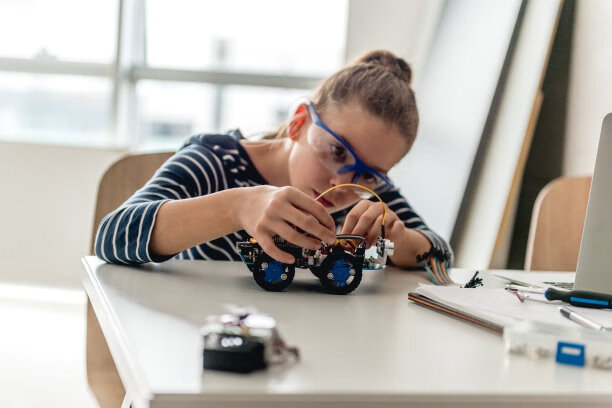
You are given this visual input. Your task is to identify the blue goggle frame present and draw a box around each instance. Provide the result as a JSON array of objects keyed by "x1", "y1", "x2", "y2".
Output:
[{"x1": 306, "y1": 102, "x2": 392, "y2": 187}]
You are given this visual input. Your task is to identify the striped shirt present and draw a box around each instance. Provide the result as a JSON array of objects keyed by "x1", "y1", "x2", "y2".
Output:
[{"x1": 95, "y1": 130, "x2": 453, "y2": 265}]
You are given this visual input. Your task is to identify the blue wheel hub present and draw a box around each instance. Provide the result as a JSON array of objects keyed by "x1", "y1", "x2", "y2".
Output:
[
  {"x1": 328, "y1": 258, "x2": 352, "y2": 287},
  {"x1": 262, "y1": 260, "x2": 285, "y2": 284}
]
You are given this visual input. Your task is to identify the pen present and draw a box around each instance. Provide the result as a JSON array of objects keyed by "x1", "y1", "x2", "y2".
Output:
[
  {"x1": 505, "y1": 285, "x2": 612, "y2": 309},
  {"x1": 559, "y1": 306, "x2": 606, "y2": 331}
]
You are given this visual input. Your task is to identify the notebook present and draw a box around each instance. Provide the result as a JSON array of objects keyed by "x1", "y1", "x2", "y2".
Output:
[
  {"x1": 409, "y1": 284, "x2": 612, "y2": 334},
  {"x1": 408, "y1": 291, "x2": 505, "y2": 334}
]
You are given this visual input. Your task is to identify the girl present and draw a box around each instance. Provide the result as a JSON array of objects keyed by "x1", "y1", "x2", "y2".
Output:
[{"x1": 95, "y1": 50, "x2": 452, "y2": 268}]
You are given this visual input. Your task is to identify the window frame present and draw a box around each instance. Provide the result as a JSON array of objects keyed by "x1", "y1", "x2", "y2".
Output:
[
  {"x1": 0, "y1": 0, "x2": 435, "y2": 148},
  {"x1": 0, "y1": 0, "x2": 327, "y2": 147}
]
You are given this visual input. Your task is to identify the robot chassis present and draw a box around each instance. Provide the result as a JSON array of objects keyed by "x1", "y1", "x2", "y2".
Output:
[{"x1": 237, "y1": 234, "x2": 394, "y2": 295}]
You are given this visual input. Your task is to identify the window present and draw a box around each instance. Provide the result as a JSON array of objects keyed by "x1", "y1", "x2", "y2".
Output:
[
  {"x1": 0, "y1": 0, "x2": 117, "y2": 63},
  {"x1": 136, "y1": 82, "x2": 308, "y2": 149},
  {"x1": 0, "y1": 0, "x2": 117, "y2": 145},
  {"x1": 0, "y1": 0, "x2": 348, "y2": 148},
  {"x1": 219, "y1": 86, "x2": 309, "y2": 135},
  {"x1": 136, "y1": 81, "x2": 216, "y2": 148},
  {"x1": 145, "y1": 0, "x2": 347, "y2": 76},
  {"x1": 140, "y1": 0, "x2": 347, "y2": 147},
  {"x1": 0, "y1": 73, "x2": 111, "y2": 145}
]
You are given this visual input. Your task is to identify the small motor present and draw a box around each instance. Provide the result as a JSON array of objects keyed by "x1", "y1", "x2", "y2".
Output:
[{"x1": 200, "y1": 310, "x2": 299, "y2": 373}]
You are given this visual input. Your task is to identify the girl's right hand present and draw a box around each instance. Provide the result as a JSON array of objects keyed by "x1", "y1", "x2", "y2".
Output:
[{"x1": 238, "y1": 186, "x2": 337, "y2": 264}]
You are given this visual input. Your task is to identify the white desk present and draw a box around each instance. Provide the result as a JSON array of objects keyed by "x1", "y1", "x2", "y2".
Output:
[{"x1": 81, "y1": 256, "x2": 612, "y2": 408}]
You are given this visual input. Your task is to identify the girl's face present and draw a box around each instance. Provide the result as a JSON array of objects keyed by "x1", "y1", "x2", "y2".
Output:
[{"x1": 287, "y1": 101, "x2": 409, "y2": 213}]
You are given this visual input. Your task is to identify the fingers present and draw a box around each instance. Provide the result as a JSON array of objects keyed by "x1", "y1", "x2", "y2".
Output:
[
  {"x1": 342, "y1": 201, "x2": 383, "y2": 236},
  {"x1": 364, "y1": 215, "x2": 384, "y2": 247},
  {"x1": 290, "y1": 192, "x2": 336, "y2": 233},
  {"x1": 272, "y1": 187, "x2": 335, "y2": 243},
  {"x1": 285, "y1": 209, "x2": 336, "y2": 245},
  {"x1": 257, "y1": 234, "x2": 295, "y2": 264},
  {"x1": 247, "y1": 186, "x2": 339, "y2": 263},
  {"x1": 387, "y1": 218, "x2": 406, "y2": 239},
  {"x1": 342, "y1": 201, "x2": 397, "y2": 247},
  {"x1": 255, "y1": 221, "x2": 328, "y2": 264},
  {"x1": 276, "y1": 222, "x2": 326, "y2": 250},
  {"x1": 366, "y1": 216, "x2": 404, "y2": 247},
  {"x1": 341, "y1": 200, "x2": 371, "y2": 234}
]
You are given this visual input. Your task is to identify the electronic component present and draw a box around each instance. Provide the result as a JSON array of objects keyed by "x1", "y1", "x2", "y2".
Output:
[
  {"x1": 201, "y1": 310, "x2": 298, "y2": 373},
  {"x1": 504, "y1": 320, "x2": 612, "y2": 369},
  {"x1": 237, "y1": 183, "x2": 394, "y2": 295},
  {"x1": 416, "y1": 248, "x2": 454, "y2": 286},
  {"x1": 237, "y1": 234, "x2": 394, "y2": 295}
]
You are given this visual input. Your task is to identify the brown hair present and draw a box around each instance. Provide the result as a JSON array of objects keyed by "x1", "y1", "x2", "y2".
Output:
[{"x1": 268, "y1": 50, "x2": 418, "y2": 151}]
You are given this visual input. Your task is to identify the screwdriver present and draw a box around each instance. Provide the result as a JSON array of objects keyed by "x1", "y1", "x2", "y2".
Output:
[{"x1": 506, "y1": 284, "x2": 612, "y2": 309}]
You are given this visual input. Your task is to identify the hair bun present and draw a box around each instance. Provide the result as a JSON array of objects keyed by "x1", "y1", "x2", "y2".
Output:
[{"x1": 355, "y1": 50, "x2": 412, "y2": 84}]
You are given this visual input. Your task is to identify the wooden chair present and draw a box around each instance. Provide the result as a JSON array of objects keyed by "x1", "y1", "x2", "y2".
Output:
[
  {"x1": 87, "y1": 152, "x2": 173, "y2": 408},
  {"x1": 524, "y1": 176, "x2": 592, "y2": 271}
]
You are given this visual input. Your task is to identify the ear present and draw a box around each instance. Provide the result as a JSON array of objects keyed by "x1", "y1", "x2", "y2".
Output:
[{"x1": 288, "y1": 104, "x2": 309, "y2": 141}]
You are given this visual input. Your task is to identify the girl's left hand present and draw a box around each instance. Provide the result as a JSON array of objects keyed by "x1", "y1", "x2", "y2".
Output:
[{"x1": 340, "y1": 200, "x2": 406, "y2": 248}]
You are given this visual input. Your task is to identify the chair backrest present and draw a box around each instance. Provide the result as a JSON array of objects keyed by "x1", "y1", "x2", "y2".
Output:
[
  {"x1": 90, "y1": 152, "x2": 173, "y2": 253},
  {"x1": 525, "y1": 176, "x2": 592, "y2": 271}
]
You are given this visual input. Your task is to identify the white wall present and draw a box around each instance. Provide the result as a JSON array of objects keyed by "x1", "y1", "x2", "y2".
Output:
[
  {"x1": 344, "y1": 0, "x2": 443, "y2": 83},
  {"x1": 564, "y1": 0, "x2": 612, "y2": 176},
  {"x1": 0, "y1": 142, "x2": 122, "y2": 288}
]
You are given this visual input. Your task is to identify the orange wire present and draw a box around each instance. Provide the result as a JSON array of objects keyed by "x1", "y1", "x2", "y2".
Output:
[
  {"x1": 315, "y1": 184, "x2": 386, "y2": 226},
  {"x1": 337, "y1": 238, "x2": 358, "y2": 251},
  {"x1": 430, "y1": 259, "x2": 444, "y2": 285},
  {"x1": 439, "y1": 261, "x2": 451, "y2": 284}
]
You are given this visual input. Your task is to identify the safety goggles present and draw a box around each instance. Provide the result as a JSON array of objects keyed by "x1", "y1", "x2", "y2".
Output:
[{"x1": 305, "y1": 102, "x2": 393, "y2": 190}]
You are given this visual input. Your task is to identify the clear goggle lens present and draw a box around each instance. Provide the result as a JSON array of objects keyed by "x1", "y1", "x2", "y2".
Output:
[{"x1": 306, "y1": 128, "x2": 389, "y2": 193}]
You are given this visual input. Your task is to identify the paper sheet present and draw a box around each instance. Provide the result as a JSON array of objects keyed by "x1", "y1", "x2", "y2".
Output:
[{"x1": 415, "y1": 284, "x2": 612, "y2": 329}]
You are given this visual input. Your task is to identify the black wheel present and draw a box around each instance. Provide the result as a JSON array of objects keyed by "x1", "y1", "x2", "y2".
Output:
[
  {"x1": 318, "y1": 251, "x2": 363, "y2": 295},
  {"x1": 252, "y1": 256, "x2": 295, "y2": 292},
  {"x1": 309, "y1": 266, "x2": 323, "y2": 278}
]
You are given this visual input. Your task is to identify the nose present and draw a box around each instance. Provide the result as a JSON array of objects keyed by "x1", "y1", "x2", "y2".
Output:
[{"x1": 329, "y1": 170, "x2": 355, "y2": 187}]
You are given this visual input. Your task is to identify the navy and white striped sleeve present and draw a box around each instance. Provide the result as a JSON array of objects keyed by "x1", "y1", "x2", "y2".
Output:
[
  {"x1": 378, "y1": 187, "x2": 454, "y2": 266},
  {"x1": 94, "y1": 142, "x2": 227, "y2": 264}
]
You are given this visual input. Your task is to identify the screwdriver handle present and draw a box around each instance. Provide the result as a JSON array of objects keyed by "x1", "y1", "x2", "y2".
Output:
[{"x1": 545, "y1": 288, "x2": 612, "y2": 309}]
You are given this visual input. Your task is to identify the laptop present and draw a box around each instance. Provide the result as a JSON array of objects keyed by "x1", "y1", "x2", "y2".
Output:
[
  {"x1": 493, "y1": 270, "x2": 575, "y2": 289},
  {"x1": 574, "y1": 113, "x2": 612, "y2": 293},
  {"x1": 495, "y1": 113, "x2": 612, "y2": 293}
]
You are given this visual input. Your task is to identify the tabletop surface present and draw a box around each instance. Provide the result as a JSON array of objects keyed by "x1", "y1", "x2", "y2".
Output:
[{"x1": 81, "y1": 256, "x2": 612, "y2": 408}]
